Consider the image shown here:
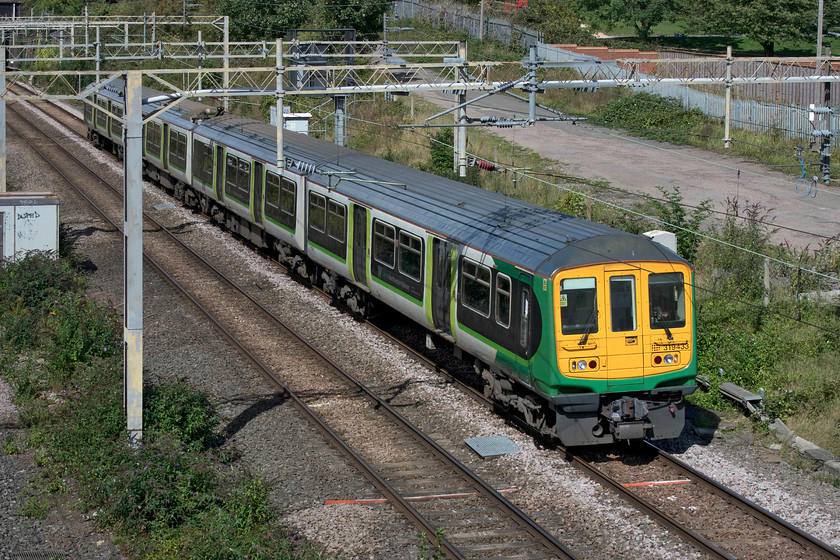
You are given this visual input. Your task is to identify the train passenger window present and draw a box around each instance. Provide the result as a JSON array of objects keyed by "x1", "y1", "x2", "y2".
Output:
[
  {"x1": 145, "y1": 121, "x2": 162, "y2": 158},
  {"x1": 327, "y1": 200, "x2": 346, "y2": 243},
  {"x1": 373, "y1": 221, "x2": 396, "y2": 268},
  {"x1": 398, "y1": 231, "x2": 422, "y2": 281},
  {"x1": 225, "y1": 155, "x2": 251, "y2": 205},
  {"x1": 84, "y1": 102, "x2": 93, "y2": 123},
  {"x1": 265, "y1": 172, "x2": 296, "y2": 228},
  {"x1": 461, "y1": 259, "x2": 491, "y2": 317},
  {"x1": 610, "y1": 276, "x2": 637, "y2": 332},
  {"x1": 309, "y1": 193, "x2": 326, "y2": 233},
  {"x1": 649, "y1": 272, "x2": 686, "y2": 329},
  {"x1": 496, "y1": 273, "x2": 511, "y2": 328},
  {"x1": 169, "y1": 130, "x2": 187, "y2": 171},
  {"x1": 110, "y1": 105, "x2": 123, "y2": 137},
  {"x1": 96, "y1": 99, "x2": 108, "y2": 128},
  {"x1": 192, "y1": 139, "x2": 214, "y2": 186},
  {"x1": 560, "y1": 278, "x2": 597, "y2": 335}
]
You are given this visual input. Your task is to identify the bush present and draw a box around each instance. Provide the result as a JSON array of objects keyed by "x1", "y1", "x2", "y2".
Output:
[
  {"x1": 144, "y1": 381, "x2": 221, "y2": 451},
  {"x1": 593, "y1": 92, "x2": 707, "y2": 143}
]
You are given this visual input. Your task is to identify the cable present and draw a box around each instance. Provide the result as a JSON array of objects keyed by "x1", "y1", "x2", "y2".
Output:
[{"x1": 795, "y1": 146, "x2": 817, "y2": 198}]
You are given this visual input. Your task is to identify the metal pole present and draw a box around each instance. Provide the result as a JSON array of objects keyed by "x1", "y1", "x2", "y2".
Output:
[
  {"x1": 276, "y1": 38, "x2": 285, "y2": 171},
  {"x1": 528, "y1": 46, "x2": 537, "y2": 124},
  {"x1": 724, "y1": 45, "x2": 732, "y2": 148},
  {"x1": 95, "y1": 26, "x2": 100, "y2": 82},
  {"x1": 223, "y1": 16, "x2": 229, "y2": 112},
  {"x1": 458, "y1": 41, "x2": 467, "y2": 177},
  {"x1": 124, "y1": 71, "x2": 144, "y2": 445},
  {"x1": 818, "y1": 0, "x2": 824, "y2": 59},
  {"x1": 822, "y1": 46, "x2": 832, "y2": 184},
  {"x1": 84, "y1": 5, "x2": 89, "y2": 57},
  {"x1": 0, "y1": 39, "x2": 6, "y2": 193},
  {"x1": 458, "y1": 90, "x2": 466, "y2": 177},
  {"x1": 479, "y1": 0, "x2": 484, "y2": 41}
]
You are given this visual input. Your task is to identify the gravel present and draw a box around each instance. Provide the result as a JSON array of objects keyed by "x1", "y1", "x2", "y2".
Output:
[{"x1": 1, "y1": 99, "x2": 838, "y2": 559}]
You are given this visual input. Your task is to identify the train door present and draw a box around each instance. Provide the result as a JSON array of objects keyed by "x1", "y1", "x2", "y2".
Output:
[
  {"x1": 518, "y1": 273, "x2": 533, "y2": 360},
  {"x1": 162, "y1": 124, "x2": 170, "y2": 170},
  {"x1": 253, "y1": 162, "x2": 264, "y2": 224},
  {"x1": 352, "y1": 205, "x2": 368, "y2": 287},
  {"x1": 604, "y1": 267, "x2": 645, "y2": 386},
  {"x1": 214, "y1": 146, "x2": 225, "y2": 200},
  {"x1": 431, "y1": 238, "x2": 452, "y2": 336}
]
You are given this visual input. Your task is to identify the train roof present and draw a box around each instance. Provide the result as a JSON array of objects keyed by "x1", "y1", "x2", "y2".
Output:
[
  {"x1": 192, "y1": 114, "x2": 686, "y2": 277},
  {"x1": 101, "y1": 82, "x2": 688, "y2": 279}
]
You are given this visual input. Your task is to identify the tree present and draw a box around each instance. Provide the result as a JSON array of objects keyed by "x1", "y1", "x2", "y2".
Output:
[
  {"x1": 317, "y1": 0, "x2": 387, "y2": 38},
  {"x1": 682, "y1": 0, "x2": 816, "y2": 56},
  {"x1": 512, "y1": 0, "x2": 591, "y2": 44},
  {"x1": 574, "y1": 0, "x2": 676, "y2": 41},
  {"x1": 213, "y1": 0, "x2": 311, "y2": 41}
]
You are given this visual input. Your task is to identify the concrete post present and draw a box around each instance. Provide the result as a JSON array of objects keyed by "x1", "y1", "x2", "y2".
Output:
[{"x1": 124, "y1": 71, "x2": 144, "y2": 445}]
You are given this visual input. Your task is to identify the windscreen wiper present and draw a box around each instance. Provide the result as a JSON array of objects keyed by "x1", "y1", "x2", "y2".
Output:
[
  {"x1": 654, "y1": 310, "x2": 674, "y2": 340},
  {"x1": 579, "y1": 309, "x2": 597, "y2": 345}
]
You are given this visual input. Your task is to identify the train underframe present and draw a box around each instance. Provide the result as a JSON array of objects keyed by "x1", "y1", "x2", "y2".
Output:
[{"x1": 480, "y1": 366, "x2": 695, "y2": 446}]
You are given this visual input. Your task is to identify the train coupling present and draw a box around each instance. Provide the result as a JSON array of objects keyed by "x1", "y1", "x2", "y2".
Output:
[{"x1": 605, "y1": 396, "x2": 652, "y2": 440}]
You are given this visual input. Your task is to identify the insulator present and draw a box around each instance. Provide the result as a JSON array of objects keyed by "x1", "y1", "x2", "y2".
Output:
[
  {"x1": 286, "y1": 158, "x2": 316, "y2": 175},
  {"x1": 479, "y1": 115, "x2": 498, "y2": 123},
  {"x1": 476, "y1": 159, "x2": 496, "y2": 171}
]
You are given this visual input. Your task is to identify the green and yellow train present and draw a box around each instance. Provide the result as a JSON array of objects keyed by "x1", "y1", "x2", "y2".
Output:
[{"x1": 87, "y1": 81, "x2": 696, "y2": 446}]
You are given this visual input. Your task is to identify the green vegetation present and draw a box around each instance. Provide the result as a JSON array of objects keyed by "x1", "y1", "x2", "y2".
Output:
[{"x1": 0, "y1": 252, "x2": 329, "y2": 559}]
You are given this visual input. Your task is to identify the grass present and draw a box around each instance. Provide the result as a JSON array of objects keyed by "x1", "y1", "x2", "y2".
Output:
[{"x1": 0, "y1": 252, "x2": 331, "y2": 559}]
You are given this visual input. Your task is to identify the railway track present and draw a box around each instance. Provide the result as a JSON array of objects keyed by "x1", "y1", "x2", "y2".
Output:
[
  {"x1": 7, "y1": 91, "x2": 577, "y2": 560},
  {"x1": 12, "y1": 90, "x2": 839, "y2": 560},
  {"x1": 369, "y1": 316, "x2": 840, "y2": 560}
]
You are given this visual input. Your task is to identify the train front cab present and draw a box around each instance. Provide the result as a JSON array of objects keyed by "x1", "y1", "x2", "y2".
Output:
[{"x1": 551, "y1": 261, "x2": 697, "y2": 446}]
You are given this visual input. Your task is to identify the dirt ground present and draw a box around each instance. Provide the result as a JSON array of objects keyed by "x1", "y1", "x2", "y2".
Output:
[{"x1": 421, "y1": 90, "x2": 840, "y2": 250}]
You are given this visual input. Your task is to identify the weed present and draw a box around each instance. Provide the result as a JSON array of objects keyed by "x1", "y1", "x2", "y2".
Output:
[
  {"x1": 19, "y1": 496, "x2": 50, "y2": 519},
  {"x1": 3, "y1": 435, "x2": 21, "y2": 455},
  {"x1": 418, "y1": 528, "x2": 447, "y2": 560}
]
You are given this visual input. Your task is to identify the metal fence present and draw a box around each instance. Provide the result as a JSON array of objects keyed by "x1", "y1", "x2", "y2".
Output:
[
  {"x1": 392, "y1": 0, "x2": 541, "y2": 49},
  {"x1": 394, "y1": 7, "x2": 837, "y2": 142},
  {"x1": 538, "y1": 43, "x2": 839, "y2": 141}
]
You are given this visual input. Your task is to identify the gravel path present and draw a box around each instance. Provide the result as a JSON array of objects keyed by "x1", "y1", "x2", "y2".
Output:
[{"x1": 1, "y1": 99, "x2": 839, "y2": 560}]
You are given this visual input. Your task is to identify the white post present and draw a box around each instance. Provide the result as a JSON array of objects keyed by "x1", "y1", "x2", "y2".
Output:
[
  {"x1": 724, "y1": 45, "x2": 732, "y2": 149},
  {"x1": 124, "y1": 71, "x2": 144, "y2": 445},
  {"x1": 0, "y1": 42, "x2": 6, "y2": 193}
]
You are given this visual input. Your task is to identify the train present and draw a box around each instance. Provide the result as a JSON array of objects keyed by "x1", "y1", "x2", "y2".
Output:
[{"x1": 85, "y1": 80, "x2": 697, "y2": 446}]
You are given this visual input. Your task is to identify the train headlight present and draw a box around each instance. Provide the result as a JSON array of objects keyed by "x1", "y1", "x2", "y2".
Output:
[
  {"x1": 577, "y1": 360, "x2": 587, "y2": 370},
  {"x1": 664, "y1": 354, "x2": 675, "y2": 365}
]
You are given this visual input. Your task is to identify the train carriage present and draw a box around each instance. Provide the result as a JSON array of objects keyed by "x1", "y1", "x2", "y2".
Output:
[{"x1": 86, "y1": 82, "x2": 697, "y2": 446}]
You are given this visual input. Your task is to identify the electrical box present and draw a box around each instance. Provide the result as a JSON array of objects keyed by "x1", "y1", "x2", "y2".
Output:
[
  {"x1": 0, "y1": 192, "x2": 59, "y2": 261},
  {"x1": 643, "y1": 229, "x2": 677, "y2": 253},
  {"x1": 269, "y1": 106, "x2": 313, "y2": 135}
]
